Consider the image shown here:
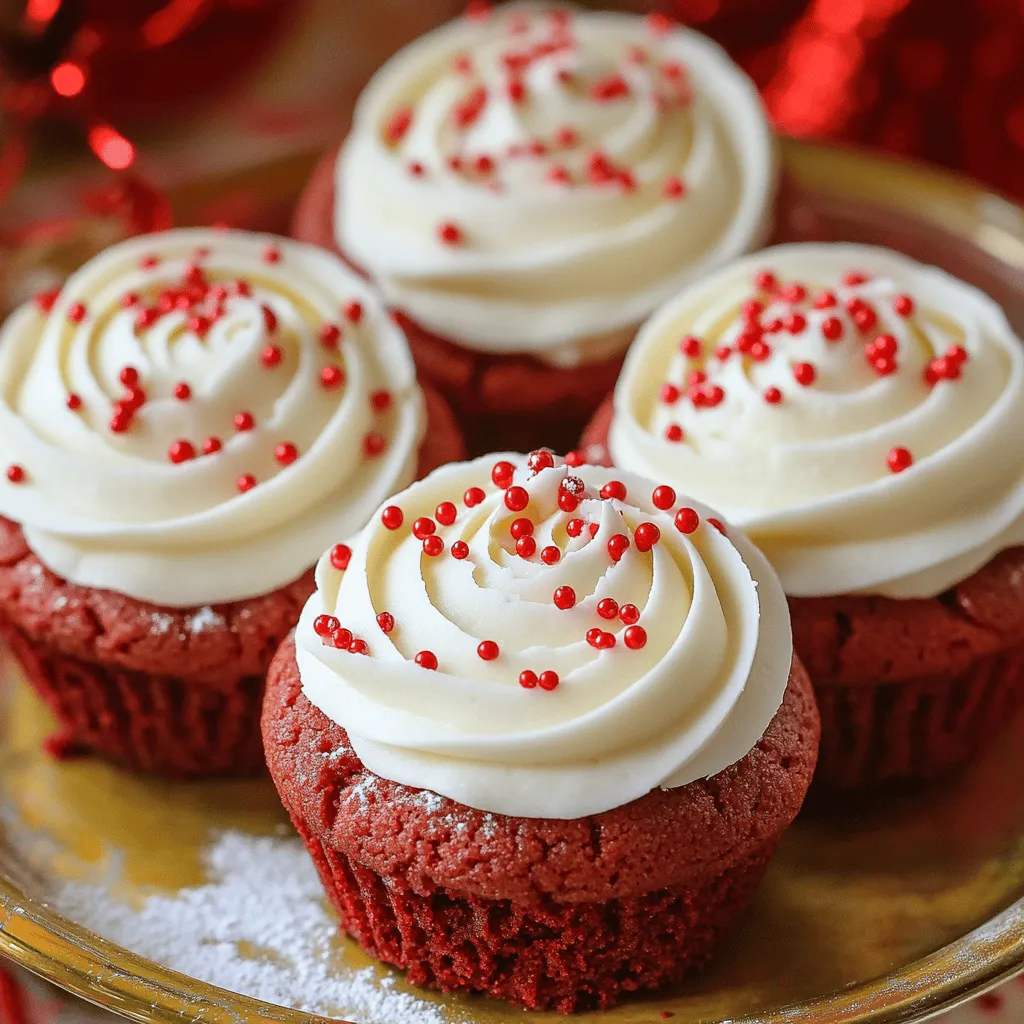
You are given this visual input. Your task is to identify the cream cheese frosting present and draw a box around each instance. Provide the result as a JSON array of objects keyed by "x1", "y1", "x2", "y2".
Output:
[
  {"x1": 335, "y1": 1, "x2": 776, "y2": 366},
  {"x1": 0, "y1": 228, "x2": 425, "y2": 607},
  {"x1": 295, "y1": 452, "x2": 792, "y2": 819},
  {"x1": 609, "y1": 243, "x2": 1024, "y2": 599}
]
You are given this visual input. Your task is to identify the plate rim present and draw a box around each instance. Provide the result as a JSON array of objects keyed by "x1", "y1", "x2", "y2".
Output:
[{"x1": 3, "y1": 136, "x2": 1024, "y2": 1024}]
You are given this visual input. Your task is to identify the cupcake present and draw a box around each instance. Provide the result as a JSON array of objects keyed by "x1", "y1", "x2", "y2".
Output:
[
  {"x1": 584, "y1": 243, "x2": 1024, "y2": 789},
  {"x1": 262, "y1": 452, "x2": 819, "y2": 1011},
  {"x1": 0, "y1": 228, "x2": 465, "y2": 777},
  {"x1": 292, "y1": 2, "x2": 777, "y2": 450}
]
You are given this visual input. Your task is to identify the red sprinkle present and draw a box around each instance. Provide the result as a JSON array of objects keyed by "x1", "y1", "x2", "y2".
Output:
[
  {"x1": 844, "y1": 272, "x2": 869, "y2": 286},
  {"x1": 553, "y1": 586, "x2": 576, "y2": 610},
  {"x1": 597, "y1": 598, "x2": 619, "y2": 620},
  {"x1": 348, "y1": 638, "x2": 369, "y2": 655},
  {"x1": 515, "y1": 535, "x2": 537, "y2": 558},
  {"x1": 634, "y1": 523, "x2": 661, "y2": 552},
  {"x1": 438, "y1": 222, "x2": 464, "y2": 246},
  {"x1": 675, "y1": 507, "x2": 699, "y2": 534},
  {"x1": 363, "y1": 432, "x2": 387, "y2": 457},
  {"x1": 504, "y1": 486, "x2": 529, "y2": 512},
  {"x1": 382, "y1": 505, "x2": 404, "y2": 530},
  {"x1": 66, "y1": 393, "x2": 82, "y2": 411},
  {"x1": 619, "y1": 604, "x2": 640, "y2": 625},
  {"x1": 589, "y1": 73, "x2": 630, "y2": 101},
  {"x1": 754, "y1": 271, "x2": 778, "y2": 292},
  {"x1": 313, "y1": 614, "x2": 339, "y2": 637},
  {"x1": 465, "y1": 486, "x2": 486, "y2": 507},
  {"x1": 793, "y1": 362, "x2": 817, "y2": 387},
  {"x1": 541, "y1": 545, "x2": 561, "y2": 564},
  {"x1": 608, "y1": 534, "x2": 630, "y2": 562},
  {"x1": 624, "y1": 625, "x2": 648, "y2": 650},
  {"x1": 35, "y1": 288, "x2": 60, "y2": 313},
  {"x1": 261, "y1": 345, "x2": 283, "y2": 368},
  {"x1": 664, "y1": 424, "x2": 684, "y2": 443},
  {"x1": 814, "y1": 291, "x2": 837, "y2": 309},
  {"x1": 67, "y1": 301, "x2": 87, "y2": 324},
  {"x1": 681, "y1": 336, "x2": 702, "y2": 358},
  {"x1": 519, "y1": 670, "x2": 538, "y2": 689},
  {"x1": 6, "y1": 464, "x2": 25, "y2": 484},
  {"x1": 413, "y1": 517, "x2": 436, "y2": 539},
  {"x1": 423, "y1": 535, "x2": 445, "y2": 557},
  {"x1": 527, "y1": 449, "x2": 555, "y2": 474},
  {"x1": 557, "y1": 490, "x2": 579, "y2": 513},
  {"x1": 893, "y1": 295, "x2": 915, "y2": 317},
  {"x1": 887, "y1": 447, "x2": 913, "y2": 473},
  {"x1": 707, "y1": 517, "x2": 727, "y2": 535},
  {"x1": 652, "y1": 485, "x2": 676, "y2": 510},
  {"x1": 173, "y1": 382, "x2": 192, "y2": 401},
  {"x1": 566, "y1": 518, "x2": 585, "y2": 538},
  {"x1": 538, "y1": 670, "x2": 559, "y2": 691},
  {"x1": 510, "y1": 517, "x2": 533, "y2": 540},
  {"x1": 821, "y1": 317, "x2": 843, "y2": 341},
  {"x1": 564, "y1": 450, "x2": 586, "y2": 468},
  {"x1": 262, "y1": 245, "x2": 281, "y2": 265},
  {"x1": 233, "y1": 411, "x2": 255, "y2": 431},
  {"x1": 415, "y1": 650, "x2": 438, "y2": 670},
  {"x1": 331, "y1": 544, "x2": 352, "y2": 570},
  {"x1": 451, "y1": 540, "x2": 470, "y2": 559},
  {"x1": 491, "y1": 461, "x2": 515, "y2": 488},
  {"x1": 555, "y1": 125, "x2": 579, "y2": 148},
  {"x1": 663, "y1": 176, "x2": 686, "y2": 199},
  {"x1": 262, "y1": 305, "x2": 278, "y2": 334},
  {"x1": 343, "y1": 301, "x2": 363, "y2": 325},
  {"x1": 168, "y1": 440, "x2": 195, "y2": 463},
  {"x1": 646, "y1": 11, "x2": 672, "y2": 34},
  {"x1": 384, "y1": 106, "x2": 414, "y2": 146},
  {"x1": 477, "y1": 640, "x2": 500, "y2": 661},
  {"x1": 119, "y1": 366, "x2": 139, "y2": 387},
  {"x1": 331, "y1": 627, "x2": 353, "y2": 650},
  {"x1": 763, "y1": 386, "x2": 783, "y2": 405},
  {"x1": 237, "y1": 474, "x2": 257, "y2": 493},
  {"x1": 203, "y1": 437, "x2": 222, "y2": 455},
  {"x1": 436, "y1": 501, "x2": 458, "y2": 526},
  {"x1": 320, "y1": 366, "x2": 345, "y2": 389},
  {"x1": 600, "y1": 480, "x2": 627, "y2": 501},
  {"x1": 320, "y1": 323, "x2": 341, "y2": 349},
  {"x1": 377, "y1": 611, "x2": 395, "y2": 633},
  {"x1": 507, "y1": 79, "x2": 526, "y2": 104},
  {"x1": 659, "y1": 383, "x2": 680, "y2": 405},
  {"x1": 275, "y1": 442, "x2": 299, "y2": 465}
]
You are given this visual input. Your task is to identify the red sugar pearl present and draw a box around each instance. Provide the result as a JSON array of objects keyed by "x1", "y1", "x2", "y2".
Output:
[
  {"x1": 262, "y1": 305, "x2": 278, "y2": 334},
  {"x1": 681, "y1": 336, "x2": 702, "y2": 358},
  {"x1": 173, "y1": 382, "x2": 191, "y2": 401},
  {"x1": 893, "y1": 295, "x2": 915, "y2": 317},
  {"x1": 586, "y1": 628, "x2": 603, "y2": 648},
  {"x1": 67, "y1": 301, "x2": 87, "y2": 324},
  {"x1": 785, "y1": 313, "x2": 807, "y2": 334},
  {"x1": 527, "y1": 448, "x2": 555, "y2": 473},
  {"x1": 438, "y1": 221, "x2": 464, "y2": 246},
  {"x1": 319, "y1": 323, "x2": 341, "y2": 349},
  {"x1": 121, "y1": 291, "x2": 139, "y2": 308},
  {"x1": 413, "y1": 517, "x2": 436, "y2": 539},
  {"x1": 538, "y1": 670, "x2": 559, "y2": 691},
  {"x1": 331, "y1": 544, "x2": 352, "y2": 570},
  {"x1": 675, "y1": 507, "x2": 700, "y2": 534},
  {"x1": 665, "y1": 424, "x2": 684, "y2": 443},
  {"x1": 371, "y1": 390, "x2": 392, "y2": 412},
  {"x1": 566, "y1": 518, "x2": 585, "y2": 538},
  {"x1": 376, "y1": 611, "x2": 394, "y2": 633},
  {"x1": 782, "y1": 283, "x2": 807, "y2": 303},
  {"x1": 35, "y1": 288, "x2": 60, "y2": 312},
  {"x1": 275, "y1": 442, "x2": 299, "y2": 465},
  {"x1": 553, "y1": 586, "x2": 576, "y2": 610},
  {"x1": 451, "y1": 540, "x2": 470, "y2": 559},
  {"x1": 515, "y1": 535, "x2": 537, "y2": 558},
  {"x1": 423, "y1": 535, "x2": 445, "y2": 557},
  {"x1": 754, "y1": 271, "x2": 778, "y2": 292},
  {"x1": 557, "y1": 490, "x2": 579, "y2": 513},
  {"x1": 600, "y1": 480, "x2": 626, "y2": 501},
  {"x1": 168, "y1": 440, "x2": 195, "y2": 463},
  {"x1": 415, "y1": 651, "x2": 438, "y2": 670},
  {"x1": 844, "y1": 272, "x2": 869, "y2": 286},
  {"x1": 320, "y1": 366, "x2": 345, "y2": 389},
  {"x1": 435, "y1": 501, "x2": 458, "y2": 526},
  {"x1": 687, "y1": 369, "x2": 707, "y2": 387},
  {"x1": 624, "y1": 625, "x2": 648, "y2": 650},
  {"x1": 66, "y1": 393, "x2": 82, "y2": 411},
  {"x1": 588, "y1": 522, "x2": 600, "y2": 538},
  {"x1": 505, "y1": 486, "x2": 529, "y2": 512},
  {"x1": 764, "y1": 386, "x2": 783, "y2": 405},
  {"x1": 946, "y1": 344, "x2": 968, "y2": 365},
  {"x1": 652, "y1": 485, "x2": 675, "y2": 510},
  {"x1": 564, "y1": 450, "x2": 585, "y2": 468},
  {"x1": 541, "y1": 546, "x2": 561, "y2": 565},
  {"x1": 873, "y1": 357, "x2": 898, "y2": 376},
  {"x1": 519, "y1": 670, "x2": 538, "y2": 689},
  {"x1": 871, "y1": 334, "x2": 898, "y2": 359},
  {"x1": 663, "y1": 176, "x2": 685, "y2": 199},
  {"x1": 608, "y1": 534, "x2": 630, "y2": 562},
  {"x1": 619, "y1": 603, "x2": 640, "y2": 625},
  {"x1": 510, "y1": 517, "x2": 533, "y2": 540},
  {"x1": 596, "y1": 630, "x2": 616, "y2": 649},
  {"x1": 344, "y1": 301, "x2": 363, "y2": 325},
  {"x1": 716, "y1": 345, "x2": 732, "y2": 362},
  {"x1": 382, "y1": 505, "x2": 404, "y2": 530},
  {"x1": 119, "y1": 366, "x2": 139, "y2": 387},
  {"x1": 331, "y1": 627, "x2": 353, "y2": 650},
  {"x1": 237, "y1": 474, "x2": 257, "y2": 493},
  {"x1": 234, "y1": 411, "x2": 255, "y2": 431},
  {"x1": 660, "y1": 383, "x2": 680, "y2": 404},
  {"x1": 465, "y1": 486, "x2": 486, "y2": 507},
  {"x1": 793, "y1": 362, "x2": 817, "y2": 387},
  {"x1": 109, "y1": 406, "x2": 131, "y2": 433},
  {"x1": 6, "y1": 464, "x2": 25, "y2": 484},
  {"x1": 741, "y1": 300, "x2": 763, "y2": 322},
  {"x1": 821, "y1": 317, "x2": 843, "y2": 341},
  {"x1": 261, "y1": 345, "x2": 283, "y2": 368},
  {"x1": 597, "y1": 598, "x2": 619, "y2": 620},
  {"x1": 363, "y1": 432, "x2": 387, "y2": 457},
  {"x1": 854, "y1": 307, "x2": 877, "y2": 332},
  {"x1": 708, "y1": 517, "x2": 727, "y2": 535},
  {"x1": 888, "y1": 447, "x2": 913, "y2": 473},
  {"x1": 313, "y1": 614, "x2": 339, "y2": 637},
  {"x1": 491, "y1": 461, "x2": 515, "y2": 488},
  {"x1": 814, "y1": 291, "x2": 837, "y2": 309},
  {"x1": 262, "y1": 245, "x2": 281, "y2": 264},
  {"x1": 202, "y1": 437, "x2": 222, "y2": 455},
  {"x1": 477, "y1": 640, "x2": 500, "y2": 661},
  {"x1": 634, "y1": 523, "x2": 661, "y2": 552},
  {"x1": 348, "y1": 638, "x2": 369, "y2": 655}
]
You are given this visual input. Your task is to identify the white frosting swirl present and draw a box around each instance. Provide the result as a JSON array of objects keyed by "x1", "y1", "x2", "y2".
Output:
[
  {"x1": 336, "y1": 1, "x2": 776, "y2": 366},
  {"x1": 0, "y1": 228, "x2": 425, "y2": 607},
  {"x1": 295, "y1": 454, "x2": 791, "y2": 819},
  {"x1": 610, "y1": 244, "x2": 1024, "y2": 599}
]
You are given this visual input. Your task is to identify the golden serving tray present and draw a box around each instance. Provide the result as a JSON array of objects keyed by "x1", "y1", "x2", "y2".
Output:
[{"x1": 2, "y1": 139, "x2": 1024, "y2": 1024}]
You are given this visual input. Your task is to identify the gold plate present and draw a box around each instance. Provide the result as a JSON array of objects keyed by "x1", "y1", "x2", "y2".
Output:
[{"x1": 3, "y1": 139, "x2": 1024, "y2": 1024}]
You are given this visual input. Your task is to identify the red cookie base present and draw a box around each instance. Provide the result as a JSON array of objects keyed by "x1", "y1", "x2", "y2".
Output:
[
  {"x1": 0, "y1": 388, "x2": 465, "y2": 778},
  {"x1": 292, "y1": 148, "x2": 624, "y2": 455},
  {"x1": 262, "y1": 637, "x2": 819, "y2": 1011},
  {"x1": 580, "y1": 396, "x2": 1024, "y2": 790}
]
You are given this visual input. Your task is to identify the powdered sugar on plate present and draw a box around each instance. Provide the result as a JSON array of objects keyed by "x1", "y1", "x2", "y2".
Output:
[{"x1": 49, "y1": 830, "x2": 452, "y2": 1024}]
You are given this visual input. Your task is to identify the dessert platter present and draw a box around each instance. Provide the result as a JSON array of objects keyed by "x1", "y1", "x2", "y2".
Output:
[{"x1": 1, "y1": 5, "x2": 1024, "y2": 1023}]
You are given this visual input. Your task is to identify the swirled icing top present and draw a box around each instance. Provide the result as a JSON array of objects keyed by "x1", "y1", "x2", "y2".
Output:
[
  {"x1": 0, "y1": 228, "x2": 425, "y2": 607},
  {"x1": 335, "y1": 1, "x2": 776, "y2": 366},
  {"x1": 609, "y1": 243, "x2": 1024, "y2": 599},
  {"x1": 295, "y1": 452, "x2": 791, "y2": 818}
]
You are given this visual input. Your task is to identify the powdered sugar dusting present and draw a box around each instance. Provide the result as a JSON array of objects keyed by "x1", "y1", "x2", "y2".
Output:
[{"x1": 49, "y1": 830, "x2": 450, "y2": 1024}]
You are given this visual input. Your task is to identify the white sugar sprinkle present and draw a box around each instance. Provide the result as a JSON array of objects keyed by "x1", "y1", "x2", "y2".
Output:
[
  {"x1": 50, "y1": 830, "x2": 448, "y2": 1024},
  {"x1": 186, "y1": 605, "x2": 226, "y2": 633}
]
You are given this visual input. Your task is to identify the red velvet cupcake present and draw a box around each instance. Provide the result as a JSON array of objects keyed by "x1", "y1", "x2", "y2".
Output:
[
  {"x1": 291, "y1": 2, "x2": 777, "y2": 451},
  {"x1": 585, "y1": 243, "x2": 1024, "y2": 789},
  {"x1": 262, "y1": 453, "x2": 819, "y2": 1011},
  {"x1": 0, "y1": 228, "x2": 464, "y2": 777}
]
